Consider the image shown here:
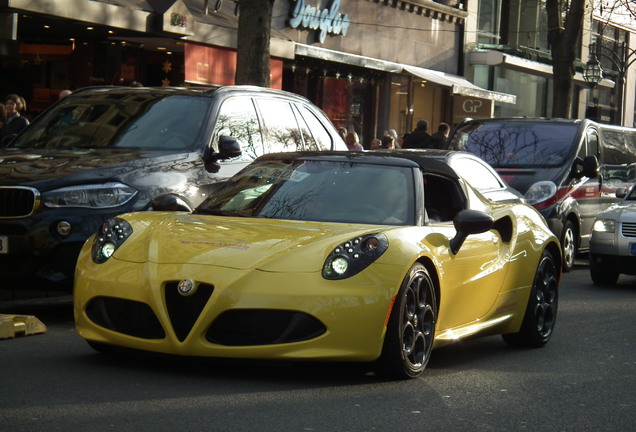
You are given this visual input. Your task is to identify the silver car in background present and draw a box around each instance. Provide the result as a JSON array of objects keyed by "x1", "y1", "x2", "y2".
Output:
[{"x1": 589, "y1": 183, "x2": 636, "y2": 285}]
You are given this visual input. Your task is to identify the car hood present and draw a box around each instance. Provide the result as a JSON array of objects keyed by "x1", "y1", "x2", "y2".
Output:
[
  {"x1": 114, "y1": 212, "x2": 389, "y2": 273},
  {"x1": 0, "y1": 147, "x2": 188, "y2": 188},
  {"x1": 596, "y1": 201, "x2": 636, "y2": 220}
]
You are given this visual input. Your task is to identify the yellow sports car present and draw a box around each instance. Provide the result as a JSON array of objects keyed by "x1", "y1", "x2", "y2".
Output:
[{"x1": 74, "y1": 151, "x2": 562, "y2": 379}]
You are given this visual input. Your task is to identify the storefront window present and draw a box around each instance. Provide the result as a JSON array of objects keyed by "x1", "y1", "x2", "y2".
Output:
[
  {"x1": 320, "y1": 77, "x2": 370, "y2": 145},
  {"x1": 492, "y1": 67, "x2": 550, "y2": 118}
]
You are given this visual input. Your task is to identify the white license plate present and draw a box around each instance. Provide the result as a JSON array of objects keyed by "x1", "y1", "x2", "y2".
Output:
[{"x1": 0, "y1": 236, "x2": 7, "y2": 254}]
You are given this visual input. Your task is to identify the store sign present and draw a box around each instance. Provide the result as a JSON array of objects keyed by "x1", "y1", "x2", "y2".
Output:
[
  {"x1": 289, "y1": 0, "x2": 350, "y2": 44},
  {"x1": 184, "y1": 43, "x2": 283, "y2": 89},
  {"x1": 162, "y1": 0, "x2": 195, "y2": 35},
  {"x1": 170, "y1": 13, "x2": 187, "y2": 28},
  {"x1": 452, "y1": 96, "x2": 493, "y2": 124}
]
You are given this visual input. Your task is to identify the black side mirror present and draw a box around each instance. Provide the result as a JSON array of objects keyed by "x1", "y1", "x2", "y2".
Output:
[
  {"x1": 582, "y1": 155, "x2": 599, "y2": 178},
  {"x1": 572, "y1": 155, "x2": 599, "y2": 179},
  {"x1": 204, "y1": 135, "x2": 242, "y2": 173},
  {"x1": 449, "y1": 210, "x2": 494, "y2": 255},
  {"x1": 616, "y1": 187, "x2": 628, "y2": 198},
  {"x1": 150, "y1": 193, "x2": 193, "y2": 212}
]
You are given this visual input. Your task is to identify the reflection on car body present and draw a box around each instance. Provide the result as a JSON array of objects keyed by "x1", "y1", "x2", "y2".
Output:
[
  {"x1": 75, "y1": 151, "x2": 562, "y2": 379},
  {"x1": 0, "y1": 86, "x2": 346, "y2": 289}
]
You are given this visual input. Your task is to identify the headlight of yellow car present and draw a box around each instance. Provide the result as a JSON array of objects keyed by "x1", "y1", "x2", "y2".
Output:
[
  {"x1": 91, "y1": 217, "x2": 133, "y2": 264},
  {"x1": 322, "y1": 233, "x2": 388, "y2": 280},
  {"x1": 592, "y1": 219, "x2": 616, "y2": 233}
]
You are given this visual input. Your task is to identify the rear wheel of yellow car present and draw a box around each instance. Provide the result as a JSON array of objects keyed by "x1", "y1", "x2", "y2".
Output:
[
  {"x1": 376, "y1": 263, "x2": 436, "y2": 379},
  {"x1": 502, "y1": 249, "x2": 559, "y2": 347}
]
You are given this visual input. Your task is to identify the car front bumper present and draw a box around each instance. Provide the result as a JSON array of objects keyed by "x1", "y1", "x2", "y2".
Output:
[{"x1": 74, "y1": 250, "x2": 403, "y2": 362}]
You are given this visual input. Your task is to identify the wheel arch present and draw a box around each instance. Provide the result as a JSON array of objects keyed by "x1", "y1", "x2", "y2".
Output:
[
  {"x1": 415, "y1": 257, "x2": 441, "y2": 315},
  {"x1": 545, "y1": 240, "x2": 563, "y2": 276}
]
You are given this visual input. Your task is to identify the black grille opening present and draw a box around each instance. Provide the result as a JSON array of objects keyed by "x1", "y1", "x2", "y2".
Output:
[
  {"x1": 0, "y1": 187, "x2": 37, "y2": 218},
  {"x1": 86, "y1": 297, "x2": 165, "y2": 339},
  {"x1": 165, "y1": 282, "x2": 214, "y2": 342},
  {"x1": 206, "y1": 310, "x2": 326, "y2": 346},
  {"x1": 621, "y1": 222, "x2": 636, "y2": 238}
]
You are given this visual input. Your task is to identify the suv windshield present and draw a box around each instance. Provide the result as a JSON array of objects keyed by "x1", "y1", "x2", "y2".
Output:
[
  {"x1": 8, "y1": 91, "x2": 211, "y2": 151},
  {"x1": 196, "y1": 159, "x2": 415, "y2": 225},
  {"x1": 452, "y1": 121, "x2": 579, "y2": 168}
]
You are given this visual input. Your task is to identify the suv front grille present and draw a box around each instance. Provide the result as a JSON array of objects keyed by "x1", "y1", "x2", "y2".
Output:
[
  {"x1": 0, "y1": 187, "x2": 40, "y2": 218},
  {"x1": 621, "y1": 222, "x2": 636, "y2": 237}
]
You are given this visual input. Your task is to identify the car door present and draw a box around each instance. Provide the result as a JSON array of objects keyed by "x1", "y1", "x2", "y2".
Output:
[
  {"x1": 574, "y1": 127, "x2": 602, "y2": 249},
  {"x1": 424, "y1": 174, "x2": 508, "y2": 330}
]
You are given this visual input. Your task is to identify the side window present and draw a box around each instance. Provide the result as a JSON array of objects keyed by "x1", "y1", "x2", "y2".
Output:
[
  {"x1": 423, "y1": 174, "x2": 466, "y2": 223},
  {"x1": 256, "y1": 98, "x2": 304, "y2": 153},
  {"x1": 295, "y1": 104, "x2": 334, "y2": 150},
  {"x1": 214, "y1": 97, "x2": 263, "y2": 162},
  {"x1": 450, "y1": 157, "x2": 503, "y2": 191}
]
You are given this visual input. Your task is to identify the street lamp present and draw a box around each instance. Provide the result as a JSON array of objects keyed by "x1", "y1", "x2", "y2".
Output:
[
  {"x1": 583, "y1": 54, "x2": 603, "y2": 88},
  {"x1": 585, "y1": 37, "x2": 636, "y2": 125}
]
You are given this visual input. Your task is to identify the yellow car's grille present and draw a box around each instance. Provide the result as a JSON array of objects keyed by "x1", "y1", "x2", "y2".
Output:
[{"x1": 165, "y1": 282, "x2": 215, "y2": 342}]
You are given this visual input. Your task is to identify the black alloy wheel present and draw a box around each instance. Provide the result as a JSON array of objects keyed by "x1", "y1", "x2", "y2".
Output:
[
  {"x1": 376, "y1": 263, "x2": 437, "y2": 379},
  {"x1": 503, "y1": 249, "x2": 559, "y2": 347}
]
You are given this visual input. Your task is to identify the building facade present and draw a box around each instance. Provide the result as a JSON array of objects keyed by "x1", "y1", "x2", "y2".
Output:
[
  {"x1": 463, "y1": 0, "x2": 636, "y2": 127},
  {"x1": 3, "y1": 0, "x2": 631, "y2": 148}
]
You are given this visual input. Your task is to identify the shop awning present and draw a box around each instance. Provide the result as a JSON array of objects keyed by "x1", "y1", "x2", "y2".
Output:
[{"x1": 402, "y1": 65, "x2": 517, "y2": 104}]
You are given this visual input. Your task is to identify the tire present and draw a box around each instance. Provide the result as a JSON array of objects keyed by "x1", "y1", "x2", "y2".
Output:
[
  {"x1": 590, "y1": 269, "x2": 619, "y2": 286},
  {"x1": 376, "y1": 263, "x2": 437, "y2": 379},
  {"x1": 87, "y1": 340, "x2": 121, "y2": 355},
  {"x1": 502, "y1": 250, "x2": 559, "y2": 348},
  {"x1": 560, "y1": 221, "x2": 577, "y2": 273}
]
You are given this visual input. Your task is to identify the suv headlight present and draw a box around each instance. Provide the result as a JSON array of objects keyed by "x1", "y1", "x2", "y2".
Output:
[
  {"x1": 91, "y1": 218, "x2": 133, "y2": 264},
  {"x1": 44, "y1": 182, "x2": 137, "y2": 208},
  {"x1": 322, "y1": 234, "x2": 388, "y2": 280},
  {"x1": 525, "y1": 181, "x2": 557, "y2": 205},
  {"x1": 592, "y1": 219, "x2": 616, "y2": 233}
]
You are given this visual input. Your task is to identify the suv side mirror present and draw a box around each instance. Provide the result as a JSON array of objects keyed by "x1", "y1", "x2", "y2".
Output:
[
  {"x1": 616, "y1": 187, "x2": 628, "y2": 198},
  {"x1": 582, "y1": 155, "x2": 599, "y2": 178},
  {"x1": 449, "y1": 210, "x2": 494, "y2": 255},
  {"x1": 204, "y1": 135, "x2": 242, "y2": 173},
  {"x1": 572, "y1": 155, "x2": 599, "y2": 179}
]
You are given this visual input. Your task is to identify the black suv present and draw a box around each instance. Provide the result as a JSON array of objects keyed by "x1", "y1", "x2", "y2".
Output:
[{"x1": 0, "y1": 85, "x2": 346, "y2": 289}]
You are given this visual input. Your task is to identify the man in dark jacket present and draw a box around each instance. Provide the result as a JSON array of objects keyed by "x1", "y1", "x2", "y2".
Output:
[
  {"x1": 429, "y1": 122, "x2": 450, "y2": 149},
  {"x1": 403, "y1": 119, "x2": 431, "y2": 149}
]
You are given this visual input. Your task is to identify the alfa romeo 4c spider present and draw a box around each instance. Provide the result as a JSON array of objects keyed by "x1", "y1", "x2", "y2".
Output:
[{"x1": 74, "y1": 151, "x2": 562, "y2": 379}]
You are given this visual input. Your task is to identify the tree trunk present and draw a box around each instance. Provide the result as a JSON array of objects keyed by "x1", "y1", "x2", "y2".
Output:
[
  {"x1": 235, "y1": 0, "x2": 275, "y2": 87},
  {"x1": 546, "y1": 0, "x2": 586, "y2": 118}
]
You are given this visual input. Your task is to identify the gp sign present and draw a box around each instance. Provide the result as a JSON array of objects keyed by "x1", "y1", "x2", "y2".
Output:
[
  {"x1": 289, "y1": 0, "x2": 350, "y2": 43},
  {"x1": 463, "y1": 99, "x2": 484, "y2": 113},
  {"x1": 452, "y1": 96, "x2": 492, "y2": 123}
]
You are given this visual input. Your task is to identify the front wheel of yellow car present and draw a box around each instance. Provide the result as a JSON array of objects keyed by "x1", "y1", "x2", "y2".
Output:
[
  {"x1": 502, "y1": 249, "x2": 559, "y2": 348},
  {"x1": 376, "y1": 263, "x2": 437, "y2": 379}
]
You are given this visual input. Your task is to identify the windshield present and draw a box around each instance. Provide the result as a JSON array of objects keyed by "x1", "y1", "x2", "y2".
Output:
[
  {"x1": 196, "y1": 159, "x2": 415, "y2": 225},
  {"x1": 8, "y1": 92, "x2": 211, "y2": 151},
  {"x1": 452, "y1": 121, "x2": 579, "y2": 168}
]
